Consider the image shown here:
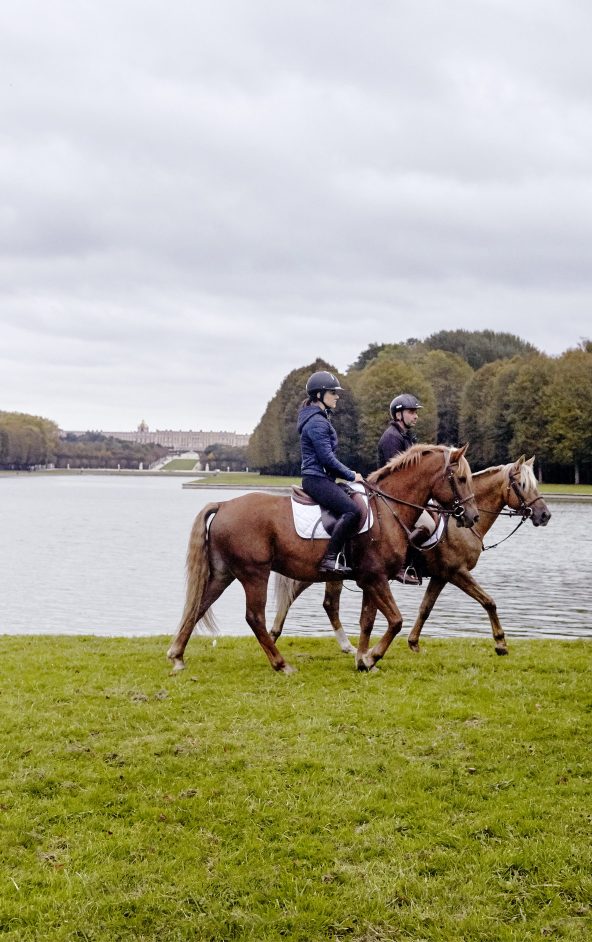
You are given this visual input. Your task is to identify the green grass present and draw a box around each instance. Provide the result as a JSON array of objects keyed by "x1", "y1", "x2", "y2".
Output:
[
  {"x1": 161, "y1": 459, "x2": 199, "y2": 471},
  {"x1": 188, "y1": 472, "x2": 299, "y2": 486},
  {"x1": 187, "y1": 473, "x2": 592, "y2": 494},
  {"x1": 0, "y1": 636, "x2": 590, "y2": 941},
  {"x1": 538, "y1": 483, "x2": 592, "y2": 496}
]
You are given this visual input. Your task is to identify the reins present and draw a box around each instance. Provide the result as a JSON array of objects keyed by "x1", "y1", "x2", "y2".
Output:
[
  {"x1": 361, "y1": 452, "x2": 474, "y2": 543},
  {"x1": 471, "y1": 472, "x2": 544, "y2": 551}
]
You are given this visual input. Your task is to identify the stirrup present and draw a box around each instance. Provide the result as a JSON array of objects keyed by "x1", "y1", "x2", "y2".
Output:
[
  {"x1": 394, "y1": 565, "x2": 421, "y2": 586},
  {"x1": 319, "y1": 551, "x2": 353, "y2": 577}
]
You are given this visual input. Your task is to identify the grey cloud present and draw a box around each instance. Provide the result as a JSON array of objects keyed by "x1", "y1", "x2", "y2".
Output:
[{"x1": 1, "y1": 1, "x2": 591, "y2": 431}]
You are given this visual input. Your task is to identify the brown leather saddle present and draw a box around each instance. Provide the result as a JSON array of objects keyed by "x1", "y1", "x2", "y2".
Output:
[{"x1": 290, "y1": 482, "x2": 369, "y2": 536}]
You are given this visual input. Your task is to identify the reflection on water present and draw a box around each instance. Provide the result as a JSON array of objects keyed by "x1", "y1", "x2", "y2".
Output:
[{"x1": 0, "y1": 475, "x2": 590, "y2": 641}]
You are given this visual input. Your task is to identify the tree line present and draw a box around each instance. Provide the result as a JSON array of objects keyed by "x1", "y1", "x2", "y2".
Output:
[
  {"x1": 0, "y1": 416, "x2": 168, "y2": 470},
  {"x1": 248, "y1": 330, "x2": 592, "y2": 483}
]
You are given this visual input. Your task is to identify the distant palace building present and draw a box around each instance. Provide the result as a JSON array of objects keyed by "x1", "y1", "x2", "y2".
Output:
[{"x1": 67, "y1": 422, "x2": 250, "y2": 450}]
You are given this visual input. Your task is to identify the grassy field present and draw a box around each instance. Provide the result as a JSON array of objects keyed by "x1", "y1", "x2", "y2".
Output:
[
  {"x1": 161, "y1": 459, "x2": 199, "y2": 471},
  {"x1": 188, "y1": 472, "x2": 299, "y2": 487},
  {"x1": 1, "y1": 635, "x2": 590, "y2": 941},
  {"x1": 537, "y1": 483, "x2": 592, "y2": 496}
]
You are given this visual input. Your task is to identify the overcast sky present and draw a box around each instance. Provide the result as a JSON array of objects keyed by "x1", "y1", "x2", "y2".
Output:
[{"x1": 1, "y1": 1, "x2": 591, "y2": 434}]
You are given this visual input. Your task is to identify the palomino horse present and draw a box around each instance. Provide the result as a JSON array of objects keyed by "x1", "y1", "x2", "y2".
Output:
[
  {"x1": 271, "y1": 456, "x2": 550, "y2": 657},
  {"x1": 168, "y1": 444, "x2": 479, "y2": 674}
]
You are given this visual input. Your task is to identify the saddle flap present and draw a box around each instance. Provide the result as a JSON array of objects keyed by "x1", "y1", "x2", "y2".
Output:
[{"x1": 291, "y1": 482, "x2": 372, "y2": 539}]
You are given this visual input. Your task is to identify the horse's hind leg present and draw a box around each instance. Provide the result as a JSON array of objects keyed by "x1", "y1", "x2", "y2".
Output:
[
  {"x1": 407, "y1": 576, "x2": 447, "y2": 653},
  {"x1": 270, "y1": 578, "x2": 311, "y2": 643},
  {"x1": 244, "y1": 575, "x2": 297, "y2": 674},
  {"x1": 167, "y1": 568, "x2": 235, "y2": 671},
  {"x1": 323, "y1": 581, "x2": 356, "y2": 654},
  {"x1": 448, "y1": 570, "x2": 508, "y2": 655}
]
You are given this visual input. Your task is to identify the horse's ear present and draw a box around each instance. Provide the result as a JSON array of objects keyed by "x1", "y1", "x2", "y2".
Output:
[
  {"x1": 450, "y1": 443, "x2": 469, "y2": 464},
  {"x1": 517, "y1": 455, "x2": 526, "y2": 464},
  {"x1": 526, "y1": 456, "x2": 535, "y2": 467}
]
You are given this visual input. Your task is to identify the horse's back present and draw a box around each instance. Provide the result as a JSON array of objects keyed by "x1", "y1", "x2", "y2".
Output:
[{"x1": 208, "y1": 490, "x2": 291, "y2": 551}]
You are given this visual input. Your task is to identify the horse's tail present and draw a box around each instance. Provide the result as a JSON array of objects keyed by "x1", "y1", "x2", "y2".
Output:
[
  {"x1": 179, "y1": 502, "x2": 220, "y2": 636},
  {"x1": 273, "y1": 572, "x2": 301, "y2": 626}
]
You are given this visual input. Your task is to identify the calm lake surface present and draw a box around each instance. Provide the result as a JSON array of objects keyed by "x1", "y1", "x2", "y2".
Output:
[{"x1": 0, "y1": 474, "x2": 589, "y2": 642}]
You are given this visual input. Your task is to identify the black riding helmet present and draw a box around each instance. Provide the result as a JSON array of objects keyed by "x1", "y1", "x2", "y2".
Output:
[
  {"x1": 306, "y1": 371, "x2": 344, "y2": 397},
  {"x1": 390, "y1": 393, "x2": 422, "y2": 419}
]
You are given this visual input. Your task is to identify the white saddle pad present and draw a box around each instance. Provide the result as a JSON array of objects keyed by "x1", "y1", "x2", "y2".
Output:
[{"x1": 291, "y1": 482, "x2": 373, "y2": 540}]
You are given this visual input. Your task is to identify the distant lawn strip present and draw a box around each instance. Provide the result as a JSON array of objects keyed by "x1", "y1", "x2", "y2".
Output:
[
  {"x1": 188, "y1": 472, "x2": 592, "y2": 496},
  {"x1": 161, "y1": 458, "x2": 199, "y2": 471},
  {"x1": 1, "y1": 635, "x2": 590, "y2": 942},
  {"x1": 187, "y1": 471, "x2": 299, "y2": 486},
  {"x1": 538, "y1": 482, "x2": 592, "y2": 496}
]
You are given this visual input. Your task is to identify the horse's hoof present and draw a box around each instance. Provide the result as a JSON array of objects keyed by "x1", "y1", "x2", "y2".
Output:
[
  {"x1": 341, "y1": 644, "x2": 357, "y2": 655},
  {"x1": 408, "y1": 641, "x2": 420, "y2": 654},
  {"x1": 495, "y1": 647, "x2": 509, "y2": 657},
  {"x1": 280, "y1": 663, "x2": 298, "y2": 675},
  {"x1": 169, "y1": 657, "x2": 186, "y2": 672},
  {"x1": 356, "y1": 654, "x2": 377, "y2": 672}
]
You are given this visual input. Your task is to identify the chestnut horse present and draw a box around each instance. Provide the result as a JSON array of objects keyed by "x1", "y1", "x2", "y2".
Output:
[
  {"x1": 271, "y1": 456, "x2": 550, "y2": 657},
  {"x1": 168, "y1": 444, "x2": 479, "y2": 674}
]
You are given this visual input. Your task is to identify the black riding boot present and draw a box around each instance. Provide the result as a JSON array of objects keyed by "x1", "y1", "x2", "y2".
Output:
[{"x1": 319, "y1": 515, "x2": 356, "y2": 577}]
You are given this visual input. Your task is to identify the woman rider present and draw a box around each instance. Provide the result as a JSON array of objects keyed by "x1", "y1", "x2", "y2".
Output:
[{"x1": 297, "y1": 371, "x2": 364, "y2": 576}]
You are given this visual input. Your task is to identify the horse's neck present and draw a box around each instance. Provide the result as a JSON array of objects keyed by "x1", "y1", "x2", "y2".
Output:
[
  {"x1": 380, "y1": 461, "x2": 435, "y2": 521},
  {"x1": 472, "y1": 470, "x2": 508, "y2": 538}
]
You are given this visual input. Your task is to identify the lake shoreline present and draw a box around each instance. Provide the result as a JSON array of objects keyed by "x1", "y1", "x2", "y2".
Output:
[{"x1": 1, "y1": 468, "x2": 590, "y2": 499}]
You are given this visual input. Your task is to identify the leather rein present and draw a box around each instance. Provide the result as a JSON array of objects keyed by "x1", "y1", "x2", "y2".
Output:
[
  {"x1": 473, "y1": 472, "x2": 546, "y2": 551},
  {"x1": 361, "y1": 454, "x2": 474, "y2": 542}
]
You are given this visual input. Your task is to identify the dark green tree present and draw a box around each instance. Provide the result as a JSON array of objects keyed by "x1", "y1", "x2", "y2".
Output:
[
  {"x1": 354, "y1": 353, "x2": 436, "y2": 468},
  {"x1": 424, "y1": 329, "x2": 538, "y2": 370},
  {"x1": 506, "y1": 354, "x2": 556, "y2": 480},
  {"x1": 545, "y1": 348, "x2": 592, "y2": 483},
  {"x1": 247, "y1": 359, "x2": 359, "y2": 475},
  {"x1": 459, "y1": 361, "x2": 507, "y2": 468},
  {"x1": 417, "y1": 350, "x2": 473, "y2": 444}
]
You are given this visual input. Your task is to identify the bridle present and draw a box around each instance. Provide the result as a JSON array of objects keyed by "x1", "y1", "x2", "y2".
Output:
[
  {"x1": 362, "y1": 452, "x2": 475, "y2": 536},
  {"x1": 475, "y1": 470, "x2": 546, "y2": 551}
]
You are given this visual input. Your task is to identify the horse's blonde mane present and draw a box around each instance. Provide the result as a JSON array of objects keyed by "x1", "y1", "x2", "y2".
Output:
[
  {"x1": 369, "y1": 444, "x2": 462, "y2": 484},
  {"x1": 473, "y1": 459, "x2": 538, "y2": 492}
]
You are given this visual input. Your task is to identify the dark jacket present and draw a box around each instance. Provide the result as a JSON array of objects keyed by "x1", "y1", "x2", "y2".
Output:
[
  {"x1": 377, "y1": 421, "x2": 416, "y2": 467},
  {"x1": 297, "y1": 405, "x2": 356, "y2": 481}
]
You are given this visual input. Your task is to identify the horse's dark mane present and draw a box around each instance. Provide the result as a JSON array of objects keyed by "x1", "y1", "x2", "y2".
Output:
[{"x1": 368, "y1": 444, "x2": 451, "y2": 484}]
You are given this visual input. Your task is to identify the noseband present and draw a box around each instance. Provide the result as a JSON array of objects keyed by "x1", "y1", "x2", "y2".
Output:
[
  {"x1": 446, "y1": 466, "x2": 474, "y2": 521},
  {"x1": 507, "y1": 473, "x2": 546, "y2": 520}
]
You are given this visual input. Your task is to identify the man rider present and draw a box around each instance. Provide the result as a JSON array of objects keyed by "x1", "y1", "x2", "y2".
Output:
[
  {"x1": 377, "y1": 393, "x2": 421, "y2": 467},
  {"x1": 377, "y1": 393, "x2": 435, "y2": 584}
]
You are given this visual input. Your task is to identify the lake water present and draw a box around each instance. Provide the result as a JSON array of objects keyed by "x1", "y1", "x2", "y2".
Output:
[{"x1": 0, "y1": 474, "x2": 590, "y2": 642}]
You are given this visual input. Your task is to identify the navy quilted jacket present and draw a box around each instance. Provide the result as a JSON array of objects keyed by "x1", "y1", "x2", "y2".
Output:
[{"x1": 297, "y1": 405, "x2": 356, "y2": 481}]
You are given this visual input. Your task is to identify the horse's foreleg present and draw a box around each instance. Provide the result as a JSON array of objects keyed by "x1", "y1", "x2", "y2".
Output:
[
  {"x1": 448, "y1": 570, "x2": 509, "y2": 655},
  {"x1": 354, "y1": 589, "x2": 379, "y2": 671},
  {"x1": 407, "y1": 576, "x2": 447, "y2": 653},
  {"x1": 270, "y1": 578, "x2": 312, "y2": 643},
  {"x1": 167, "y1": 569, "x2": 234, "y2": 671},
  {"x1": 322, "y1": 581, "x2": 356, "y2": 654},
  {"x1": 357, "y1": 580, "x2": 403, "y2": 671},
  {"x1": 244, "y1": 575, "x2": 297, "y2": 674}
]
